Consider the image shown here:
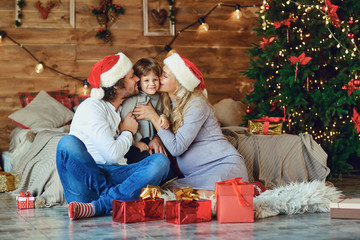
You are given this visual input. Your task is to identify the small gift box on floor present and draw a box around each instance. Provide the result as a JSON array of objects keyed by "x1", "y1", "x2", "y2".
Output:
[
  {"x1": 0, "y1": 172, "x2": 15, "y2": 192},
  {"x1": 112, "y1": 185, "x2": 164, "y2": 223},
  {"x1": 248, "y1": 109, "x2": 286, "y2": 135},
  {"x1": 330, "y1": 197, "x2": 360, "y2": 219},
  {"x1": 215, "y1": 177, "x2": 254, "y2": 223},
  {"x1": 166, "y1": 187, "x2": 212, "y2": 224},
  {"x1": 16, "y1": 192, "x2": 35, "y2": 209}
]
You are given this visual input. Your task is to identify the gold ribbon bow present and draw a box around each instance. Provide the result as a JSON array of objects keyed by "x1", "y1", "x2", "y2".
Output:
[
  {"x1": 175, "y1": 187, "x2": 200, "y2": 201},
  {"x1": 139, "y1": 185, "x2": 161, "y2": 200}
]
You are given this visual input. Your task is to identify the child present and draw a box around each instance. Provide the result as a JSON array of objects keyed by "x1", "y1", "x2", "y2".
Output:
[{"x1": 121, "y1": 58, "x2": 169, "y2": 164}]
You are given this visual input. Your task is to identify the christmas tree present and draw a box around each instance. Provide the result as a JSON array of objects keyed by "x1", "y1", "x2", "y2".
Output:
[{"x1": 243, "y1": 0, "x2": 360, "y2": 177}]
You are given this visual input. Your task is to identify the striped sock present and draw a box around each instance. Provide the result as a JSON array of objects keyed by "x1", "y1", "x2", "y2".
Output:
[{"x1": 68, "y1": 202, "x2": 95, "y2": 220}]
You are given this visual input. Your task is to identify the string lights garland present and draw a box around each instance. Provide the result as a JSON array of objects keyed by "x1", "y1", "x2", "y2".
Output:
[
  {"x1": 1, "y1": 2, "x2": 261, "y2": 92},
  {"x1": 0, "y1": 30, "x2": 88, "y2": 88},
  {"x1": 156, "y1": 2, "x2": 262, "y2": 58}
]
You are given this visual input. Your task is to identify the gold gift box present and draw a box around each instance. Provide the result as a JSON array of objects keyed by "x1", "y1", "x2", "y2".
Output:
[
  {"x1": 248, "y1": 120, "x2": 282, "y2": 135},
  {"x1": 0, "y1": 172, "x2": 20, "y2": 192}
]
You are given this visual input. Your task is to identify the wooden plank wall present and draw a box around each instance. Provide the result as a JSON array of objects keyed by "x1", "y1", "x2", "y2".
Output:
[{"x1": 0, "y1": 0, "x2": 261, "y2": 152}]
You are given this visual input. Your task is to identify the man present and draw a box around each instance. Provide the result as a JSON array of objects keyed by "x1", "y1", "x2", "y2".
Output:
[{"x1": 56, "y1": 52, "x2": 170, "y2": 220}]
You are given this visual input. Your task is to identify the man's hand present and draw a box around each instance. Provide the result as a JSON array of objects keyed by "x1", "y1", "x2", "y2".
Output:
[
  {"x1": 119, "y1": 113, "x2": 138, "y2": 135},
  {"x1": 148, "y1": 136, "x2": 167, "y2": 155}
]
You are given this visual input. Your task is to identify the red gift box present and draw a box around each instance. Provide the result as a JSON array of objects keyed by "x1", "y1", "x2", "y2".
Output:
[
  {"x1": 215, "y1": 178, "x2": 254, "y2": 223},
  {"x1": 16, "y1": 192, "x2": 35, "y2": 209},
  {"x1": 112, "y1": 198, "x2": 164, "y2": 223},
  {"x1": 165, "y1": 200, "x2": 212, "y2": 224},
  {"x1": 330, "y1": 197, "x2": 360, "y2": 219}
]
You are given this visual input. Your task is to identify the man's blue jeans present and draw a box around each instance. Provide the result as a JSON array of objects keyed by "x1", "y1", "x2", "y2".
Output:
[{"x1": 56, "y1": 135, "x2": 170, "y2": 216}]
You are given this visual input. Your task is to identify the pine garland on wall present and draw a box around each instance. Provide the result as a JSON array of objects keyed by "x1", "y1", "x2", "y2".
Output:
[
  {"x1": 15, "y1": 0, "x2": 25, "y2": 27},
  {"x1": 90, "y1": 0, "x2": 124, "y2": 43}
]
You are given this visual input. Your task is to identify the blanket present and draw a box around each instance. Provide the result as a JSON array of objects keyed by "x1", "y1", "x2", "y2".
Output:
[
  {"x1": 11, "y1": 130, "x2": 66, "y2": 207},
  {"x1": 221, "y1": 126, "x2": 330, "y2": 189},
  {"x1": 9, "y1": 126, "x2": 330, "y2": 207}
]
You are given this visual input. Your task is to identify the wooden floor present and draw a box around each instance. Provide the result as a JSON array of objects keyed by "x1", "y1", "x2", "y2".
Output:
[{"x1": 0, "y1": 174, "x2": 359, "y2": 240}]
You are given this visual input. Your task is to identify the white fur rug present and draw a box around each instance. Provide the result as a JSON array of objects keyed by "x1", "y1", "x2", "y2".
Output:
[{"x1": 161, "y1": 181, "x2": 343, "y2": 219}]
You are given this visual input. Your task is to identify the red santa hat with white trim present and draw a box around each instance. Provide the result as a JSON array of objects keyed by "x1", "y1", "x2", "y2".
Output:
[
  {"x1": 163, "y1": 53, "x2": 207, "y2": 96},
  {"x1": 87, "y1": 52, "x2": 133, "y2": 99}
]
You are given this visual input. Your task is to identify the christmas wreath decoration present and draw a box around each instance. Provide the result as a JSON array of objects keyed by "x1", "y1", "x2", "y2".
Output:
[
  {"x1": 90, "y1": 0, "x2": 124, "y2": 43},
  {"x1": 15, "y1": 0, "x2": 25, "y2": 27}
]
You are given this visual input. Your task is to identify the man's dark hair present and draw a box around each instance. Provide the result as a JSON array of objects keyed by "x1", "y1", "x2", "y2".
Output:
[{"x1": 102, "y1": 77, "x2": 125, "y2": 101}]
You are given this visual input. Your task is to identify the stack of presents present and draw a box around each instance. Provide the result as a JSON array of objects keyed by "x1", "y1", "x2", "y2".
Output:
[{"x1": 112, "y1": 178, "x2": 255, "y2": 224}]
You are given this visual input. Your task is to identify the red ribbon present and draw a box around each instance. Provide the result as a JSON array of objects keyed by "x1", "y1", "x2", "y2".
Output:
[
  {"x1": 215, "y1": 177, "x2": 249, "y2": 210},
  {"x1": 287, "y1": 29, "x2": 289, "y2": 44},
  {"x1": 251, "y1": 108, "x2": 286, "y2": 135},
  {"x1": 20, "y1": 192, "x2": 31, "y2": 197},
  {"x1": 307, "y1": 76, "x2": 309, "y2": 93}
]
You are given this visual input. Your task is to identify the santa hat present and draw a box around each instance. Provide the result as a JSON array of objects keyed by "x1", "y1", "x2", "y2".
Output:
[
  {"x1": 163, "y1": 53, "x2": 206, "y2": 93},
  {"x1": 88, "y1": 52, "x2": 133, "y2": 99}
]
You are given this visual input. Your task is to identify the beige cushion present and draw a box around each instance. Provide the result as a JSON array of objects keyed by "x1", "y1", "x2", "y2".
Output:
[
  {"x1": 214, "y1": 98, "x2": 246, "y2": 127},
  {"x1": 8, "y1": 90, "x2": 74, "y2": 129}
]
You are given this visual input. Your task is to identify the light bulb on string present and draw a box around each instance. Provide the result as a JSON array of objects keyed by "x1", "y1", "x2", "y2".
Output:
[
  {"x1": 35, "y1": 62, "x2": 44, "y2": 73},
  {"x1": 164, "y1": 45, "x2": 177, "y2": 58},
  {"x1": 234, "y1": 4, "x2": 242, "y2": 20},
  {"x1": 198, "y1": 18, "x2": 209, "y2": 32},
  {"x1": 0, "y1": 31, "x2": 5, "y2": 43},
  {"x1": 79, "y1": 79, "x2": 91, "y2": 96}
]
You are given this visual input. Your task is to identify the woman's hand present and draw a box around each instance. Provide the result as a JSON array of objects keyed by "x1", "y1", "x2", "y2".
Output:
[
  {"x1": 148, "y1": 136, "x2": 167, "y2": 155},
  {"x1": 133, "y1": 101, "x2": 157, "y2": 120},
  {"x1": 133, "y1": 101, "x2": 162, "y2": 131}
]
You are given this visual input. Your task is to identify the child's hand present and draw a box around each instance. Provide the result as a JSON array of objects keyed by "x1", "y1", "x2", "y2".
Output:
[
  {"x1": 135, "y1": 141, "x2": 149, "y2": 152},
  {"x1": 159, "y1": 114, "x2": 169, "y2": 129}
]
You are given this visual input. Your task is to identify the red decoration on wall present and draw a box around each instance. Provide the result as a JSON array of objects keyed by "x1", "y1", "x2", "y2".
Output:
[{"x1": 36, "y1": 1, "x2": 54, "y2": 19}]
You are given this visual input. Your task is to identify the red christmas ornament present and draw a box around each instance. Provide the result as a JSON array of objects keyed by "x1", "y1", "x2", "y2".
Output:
[
  {"x1": 341, "y1": 79, "x2": 360, "y2": 96},
  {"x1": 246, "y1": 106, "x2": 252, "y2": 114},
  {"x1": 264, "y1": 4, "x2": 270, "y2": 11},
  {"x1": 346, "y1": 31, "x2": 355, "y2": 39},
  {"x1": 348, "y1": 17, "x2": 354, "y2": 25}
]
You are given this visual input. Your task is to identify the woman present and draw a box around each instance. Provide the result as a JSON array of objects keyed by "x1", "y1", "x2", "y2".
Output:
[{"x1": 133, "y1": 53, "x2": 248, "y2": 197}]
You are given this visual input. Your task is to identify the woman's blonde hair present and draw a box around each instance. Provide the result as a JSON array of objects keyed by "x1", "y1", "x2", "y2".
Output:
[{"x1": 161, "y1": 82, "x2": 212, "y2": 133}]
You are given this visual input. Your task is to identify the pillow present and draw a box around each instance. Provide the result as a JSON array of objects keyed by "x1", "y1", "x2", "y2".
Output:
[
  {"x1": 9, "y1": 90, "x2": 74, "y2": 129},
  {"x1": 214, "y1": 98, "x2": 246, "y2": 127},
  {"x1": 71, "y1": 94, "x2": 89, "y2": 108},
  {"x1": 18, "y1": 90, "x2": 70, "y2": 108}
]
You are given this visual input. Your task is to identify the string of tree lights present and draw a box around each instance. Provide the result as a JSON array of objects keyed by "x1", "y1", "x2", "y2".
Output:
[{"x1": 244, "y1": 0, "x2": 360, "y2": 176}]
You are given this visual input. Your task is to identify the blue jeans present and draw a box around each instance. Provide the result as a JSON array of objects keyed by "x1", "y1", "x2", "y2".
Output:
[{"x1": 56, "y1": 135, "x2": 170, "y2": 216}]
